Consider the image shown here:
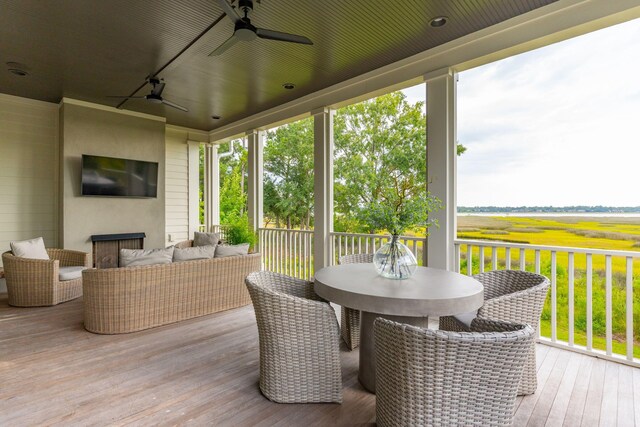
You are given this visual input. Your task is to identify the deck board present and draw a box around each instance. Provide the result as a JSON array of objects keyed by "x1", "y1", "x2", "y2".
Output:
[{"x1": 0, "y1": 294, "x2": 635, "y2": 426}]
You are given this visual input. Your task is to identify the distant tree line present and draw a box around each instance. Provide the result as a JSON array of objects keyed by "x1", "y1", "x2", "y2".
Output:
[{"x1": 458, "y1": 206, "x2": 640, "y2": 213}]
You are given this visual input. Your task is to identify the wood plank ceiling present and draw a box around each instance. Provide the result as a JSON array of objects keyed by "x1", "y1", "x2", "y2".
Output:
[{"x1": 0, "y1": 0, "x2": 557, "y2": 131}]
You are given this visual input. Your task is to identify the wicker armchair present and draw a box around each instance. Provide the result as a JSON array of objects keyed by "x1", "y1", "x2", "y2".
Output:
[
  {"x1": 2, "y1": 249, "x2": 91, "y2": 307},
  {"x1": 245, "y1": 271, "x2": 343, "y2": 403},
  {"x1": 338, "y1": 253, "x2": 374, "y2": 350},
  {"x1": 375, "y1": 317, "x2": 535, "y2": 427},
  {"x1": 439, "y1": 269, "x2": 550, "y2": 395}
]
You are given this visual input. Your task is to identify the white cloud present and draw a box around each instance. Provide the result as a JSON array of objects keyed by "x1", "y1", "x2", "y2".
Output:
[{"x1": 455, "y1": 18, "x2": 640, "y2": 207}]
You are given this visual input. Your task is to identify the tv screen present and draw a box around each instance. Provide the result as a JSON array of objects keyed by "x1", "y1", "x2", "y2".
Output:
[{"x1": 81, "y1": 155, "x2": 158, "y2": 198}]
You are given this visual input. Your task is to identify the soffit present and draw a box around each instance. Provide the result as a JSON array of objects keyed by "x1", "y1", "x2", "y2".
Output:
[{"x1": 0, "y1": 0, "x2": 557, "y2": 131}]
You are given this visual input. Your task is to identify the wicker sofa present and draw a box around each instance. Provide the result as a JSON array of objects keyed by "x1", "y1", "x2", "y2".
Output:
[{"x1": 82, "y1": 241, "x2": 261, "y2": 334}]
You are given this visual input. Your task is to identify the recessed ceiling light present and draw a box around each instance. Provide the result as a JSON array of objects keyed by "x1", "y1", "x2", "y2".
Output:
[
  {"x1": 211, "y1": 115, "x2": 222, "y2": 120},
  {"x1": 429, "y1": 16, "x2": 448, "y2": 28},
  {"x1": 282, "y1": 83, "x2": 296, "y2": 90}
]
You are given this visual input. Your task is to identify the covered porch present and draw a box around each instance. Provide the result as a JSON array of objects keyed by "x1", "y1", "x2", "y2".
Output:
[{"x1": 3, "y1": 295, "x2": 637, "y2": 426}]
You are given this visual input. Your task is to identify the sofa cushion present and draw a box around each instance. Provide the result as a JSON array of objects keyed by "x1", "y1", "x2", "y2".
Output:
[
  {"x1": 173, "y1": 245, "x2": 217, "y2": 262},
  {"x1": 120, "y1": 247, "x2": 174, "y2": 267},
  {"x1": 194, "y1": 232, "x2": 221, "y2": 247},
  {"x1": 215, "y1": 243, "x2": 250, "y2": 258},
  {"x1": 10, "y1": 237, "x2": 49, "y2": 260},
  {"x1": 59, "y1": 266, "x2": 87, "y2": 281}
]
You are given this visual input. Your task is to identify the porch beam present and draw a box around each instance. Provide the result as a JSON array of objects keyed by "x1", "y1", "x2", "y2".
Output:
[
  {"x1": 247, "y1": 130, "x2": 264, "y2": 233},
  {"x1": 313, "y1": 108, "x2": 335, "y2": 270},
  {"x1": 425, "y1": 68, "x2": 457, "y2": 271}
]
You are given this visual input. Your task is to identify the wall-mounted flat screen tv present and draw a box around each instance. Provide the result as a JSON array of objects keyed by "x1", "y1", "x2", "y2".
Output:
[{"x1": 81, "y1": 155, "x2": 158, "y2": 198}]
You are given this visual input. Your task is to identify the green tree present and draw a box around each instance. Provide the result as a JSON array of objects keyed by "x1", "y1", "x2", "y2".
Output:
[
  {"x1": 218, "y1": 139, "x2": 248, "y2": 224},
  {"x1": 333, "y1": 92, "x2": 426, "y2": 233},
  {"x1": 264, "y1": 118, "x2": 315, "y2": 229}
]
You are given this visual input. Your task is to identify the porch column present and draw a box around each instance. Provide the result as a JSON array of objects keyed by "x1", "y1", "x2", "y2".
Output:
[
  {"x1": 247, "y1": 130, "x2": 264, "y2": 233},
  {"x1": 204, "y1": 144, "x2": 220, "y2": 229},
  {"x1": 187, "y1": 141, "x2": 201, "y2": 238},
  {"x1": 425, "y1": 68, "x2": 457, "y2": 271},
  {"x1": 313, "y1": 107, "x2": 335, "y2": 270}
]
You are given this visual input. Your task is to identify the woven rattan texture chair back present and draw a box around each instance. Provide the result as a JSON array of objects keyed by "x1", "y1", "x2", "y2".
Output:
[
  {"x1": 245, "y1": 271, "x2": 343, "y2": 403},
  {"x1": 2, "y1": 249, "x2": 90, "y2": 307},
  {"x1": 439, "y1": 269, "x2": 550, "y2": 395},
  {"x1": 375, "y1": 317, "x2": 534, "y2": 427},
  {"x1": 337, "y1": 253, "x2": 374, "y2": 350}
]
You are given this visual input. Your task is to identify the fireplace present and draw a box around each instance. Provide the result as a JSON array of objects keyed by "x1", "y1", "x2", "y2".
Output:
[{"x1": 91, "y1": 232, "x2": 146, "y2": 268}]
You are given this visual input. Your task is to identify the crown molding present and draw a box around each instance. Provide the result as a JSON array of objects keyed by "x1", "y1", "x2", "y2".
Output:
[{"x1": 60, "y1": 98, "x2": 166, "y2": 122}]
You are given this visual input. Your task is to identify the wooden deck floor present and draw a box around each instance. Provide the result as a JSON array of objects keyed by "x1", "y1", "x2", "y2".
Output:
[{"x1": 1, "y1": 294, "x2": 638, "y2": 426}]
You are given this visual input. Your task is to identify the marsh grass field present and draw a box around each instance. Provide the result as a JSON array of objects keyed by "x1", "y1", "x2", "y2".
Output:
[{"x1": 456, "y1": 215, "x2": 640, "y2": 358}]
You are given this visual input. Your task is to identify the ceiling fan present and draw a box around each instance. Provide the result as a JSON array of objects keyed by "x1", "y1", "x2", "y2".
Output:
[
  {"x1": 210, "y1": 0, "x2": 313, "y2": 56},
  {"x1": 107, "y1": 77, "x2": 188, "y2": 112}
]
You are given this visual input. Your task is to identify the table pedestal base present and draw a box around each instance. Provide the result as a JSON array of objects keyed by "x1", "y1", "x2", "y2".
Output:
[{"x1": 358, "y1": 311, "x2": 429, "y2": 393}]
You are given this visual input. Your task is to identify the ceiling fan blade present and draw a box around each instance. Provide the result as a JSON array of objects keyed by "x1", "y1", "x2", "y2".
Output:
[
  {"x1": 106, "y1": 95, "x2": 145, "y2": 99},
  {"x1": 217, "y1": 0, "x2": 242, "y2": 24},
  {"x1": 209, "y1": 33, "x2": 239, "y2": 56},
  {"x1": 161, "y1": 99, "x2": 189, "y2": 112},
  {"x1": 256, "y1": 28, "x2": 313, "y2": 45},
  {"x1": 151, "y1": 82, "x2": 166, "y2": 96}
]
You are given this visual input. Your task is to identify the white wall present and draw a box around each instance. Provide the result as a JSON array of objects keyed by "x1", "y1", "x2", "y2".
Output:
[
  {"x1": 59, "y1": 101, "x2": 167, "y2": 253},
  {"x1": 164, "y1": 126, "x2": 208, "y2": 246},
  {"x1": 165, "y1": 128, "x2": 190, "y2": 245},
  {"x1": 0, "y1": 94, "x2": 59, "y2": 269}
]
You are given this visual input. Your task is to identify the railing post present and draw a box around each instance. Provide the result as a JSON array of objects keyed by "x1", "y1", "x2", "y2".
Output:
[
  {"x1": 425, "y1": 68, "x2": 457, "y2": 271},
  {"x1": 313, "y1": 107, "x2": 334, "y2": 271},
  {"x1": 247, "y1": 130, "x2": 264, "y2": 247}
]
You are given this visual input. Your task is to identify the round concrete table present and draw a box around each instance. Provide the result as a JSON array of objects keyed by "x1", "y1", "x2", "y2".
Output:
[{"x1": 314, "y1": 264, "x2": 484, "y2": 393}]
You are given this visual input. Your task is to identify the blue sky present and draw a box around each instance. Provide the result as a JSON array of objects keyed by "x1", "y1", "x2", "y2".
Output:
[{"x1": 403, "y1": 17, "x2": 640, "y2": 207}]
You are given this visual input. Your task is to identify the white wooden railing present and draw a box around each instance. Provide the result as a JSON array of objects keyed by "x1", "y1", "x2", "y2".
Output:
[
  {"x1": 330, "y1": 232, "x2": 425, "y2": 266},
  {"x1": 455, "y1": 238, "x2": 640, "y2": 367},
  {"x1": 258, "y1": 228, "x2": 314, "y2": 280}
]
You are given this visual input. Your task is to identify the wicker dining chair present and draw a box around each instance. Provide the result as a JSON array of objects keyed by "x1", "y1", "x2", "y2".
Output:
[
  {"x1": 2, "y1": 249, "x2": 91, "y2": 307},
  {"x1": 375, "y1": 317, "x2": 535, "y2": 427},
  {"x1": 439, "y1": 269, "x2": 550, "y2": 395},
  {"x1": 245, "y1": 271, "x2": 343, "y2": 403},
  {"x1": 337, "y1": 253, "x2": 374, "y2": 350}
]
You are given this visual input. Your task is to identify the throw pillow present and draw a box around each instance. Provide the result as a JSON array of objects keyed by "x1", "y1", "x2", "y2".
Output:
[
  {"x1": 10, "y1": 237, "x2": 49, "y2": 260},
  {"x1": 215, "y1": 243, "x2": 250, "y2": 258},
  {"x1": 194, "y1": 231, "x2": 221, "y2": 247},
  {"x1": 173, "y1": 245, "x2": 217, "y2": 262},
  {"x1": 120, "y1": 247, "x2": 174, "y2": 267}
]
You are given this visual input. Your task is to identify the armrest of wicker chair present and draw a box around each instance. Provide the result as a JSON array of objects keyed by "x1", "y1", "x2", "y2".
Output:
[
  {"x1": 47, "y1": 249, "x2": 91, "y2": 268},
  {"x1": 477, "y1": 280, "x2": 550, "y2": 327}
]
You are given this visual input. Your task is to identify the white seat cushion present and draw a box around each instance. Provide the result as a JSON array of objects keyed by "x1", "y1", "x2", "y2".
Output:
[
  {"x1": 215, "y1": 243, "x2": 250, "y2": 258},
  {"x1": 454, "y1": 310, "x2": 479, "y2": 329},
  {"x1": 119, "y1": 247, "x2": 174, "y2": 267},
  {"x1": 173, "y1": 245, "x2": 217, "y2": 262},
  {"x1": 59, "y1": 266, "x2": 87, "y2": 281},
  {"x1": 10, "y1": 237, "x2": 49, "y2": 260}
]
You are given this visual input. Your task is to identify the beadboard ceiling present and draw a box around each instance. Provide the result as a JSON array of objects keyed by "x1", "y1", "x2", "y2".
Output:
[{"x1": 0, "y1": 0, "x2": 557, "y2": 131}]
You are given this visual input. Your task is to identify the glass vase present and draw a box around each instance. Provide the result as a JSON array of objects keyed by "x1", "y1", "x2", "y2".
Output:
[{"x1": 373, "y1": 235, "x2": 418, "y2": 279}]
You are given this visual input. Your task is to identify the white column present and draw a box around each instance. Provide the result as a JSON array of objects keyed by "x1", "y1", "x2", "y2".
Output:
[
  {"x1": 313, "y1": 108, "x2": 335, "y2": 270},
  {"x1": 247, "y1": 130, "x2": 264, "y2": 233},
  {"x1": 204, "y1": 144, "x2": 220, "y2": 229},
  {"x1": 425, "y1": 68, "x2": 457, "y2": 271},
  {"x1": 187, "y1": 140, "x2": 201, "y2": 238}
]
